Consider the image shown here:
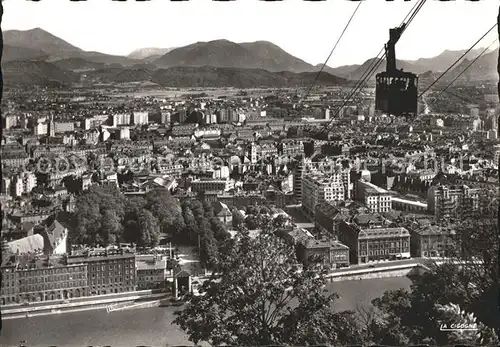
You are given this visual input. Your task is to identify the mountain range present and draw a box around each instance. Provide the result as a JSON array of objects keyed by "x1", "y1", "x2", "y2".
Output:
[{"x1": 2, "y1": 27, "x2": 497, "y2": 88}]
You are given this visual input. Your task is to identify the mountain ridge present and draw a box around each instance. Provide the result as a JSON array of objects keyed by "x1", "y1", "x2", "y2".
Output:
[{"x1": 3, "y1": 27, "x2": 498, "y2": 85}]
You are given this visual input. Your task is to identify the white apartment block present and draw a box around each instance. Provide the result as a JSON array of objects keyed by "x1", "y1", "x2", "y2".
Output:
[
  {"x1": 112, "y1": 114, "x2": 132, "y2": 127},
  {"x1": 133, "y1": 112, "x2": 149, "y2": 125},
  {"x1": 305, "y1": 160, "x2": 352, "y2": 200},
  {"x1": 355, "y1": 180, "x2": 392, "y2": 213},
  {"x1": 11, "y1": 172, "x2": 37, "y2": 197},
  {"x1": 190, "y1": 178, "x2": 235, "y2": 193},
  {"x1": 302, "y1": 173, "x2": 345, "y2": 217}
]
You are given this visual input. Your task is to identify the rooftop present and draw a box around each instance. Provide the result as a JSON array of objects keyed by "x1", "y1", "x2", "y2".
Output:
[
  {"x1": 7, "y1": 234, "x2": 45, "y2": 255},
  {"x1": 359, "y1": 227, "x2": 410, "y2": 240}
]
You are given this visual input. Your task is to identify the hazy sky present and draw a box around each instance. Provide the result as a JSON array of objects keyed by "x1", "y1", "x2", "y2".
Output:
[{"x1": 3, "y1": 0, "x2": 499, "y2": 67}]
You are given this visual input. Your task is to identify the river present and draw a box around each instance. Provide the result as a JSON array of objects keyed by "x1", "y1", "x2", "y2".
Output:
[{"x1": 0, "y1": 277, "x2": 412, "y2": 347}]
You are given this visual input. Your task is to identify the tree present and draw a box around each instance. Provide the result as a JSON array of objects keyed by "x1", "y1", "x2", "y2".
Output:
[
  {"x1": 367, "y1": 217, "x2": 500, "y2": 344},
  {"x1": 173, "y1": 217, "x2": 361, "y2": 346},
  {"x1": 72, "y1": 186, "x2": 126, "y2": 246},
  {"x1": 231, "y1": 208, "x2": 245, "y2": 228},
  {"x1": 145, "y1": 189, "x2": 184, "y2": 236},
  {"x1": 433, "y1": 303, "x2": 499, "y2": 346},
  {"x1": 99, "y1": 210, "x2": 121, "y2": 246},
  {"x1": 136, "y1": 210, "x2": 160, "y2": 248}
]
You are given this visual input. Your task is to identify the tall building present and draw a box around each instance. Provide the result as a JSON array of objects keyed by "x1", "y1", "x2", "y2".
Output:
[
  {"x1": 161, "y1": 111, "x2": 171, "y2": 125},
  {"x1": 54, "y1": 122, "x2": 75, "y2": 134},
  {"x1": 133, "y1": 112, "x2": 149, "y2": 125},
  {"x1": 217, "y1": 108, "x2": 229, "y2": 123},
  {"x1": 112, "y1": 114, "x2": 132, "y2": 127},
  {"x1": 34, "y1": 122, "x2": 48, "y2": 136},
  {"x1": 10, "y1": 172, "x2": 37, "y2": 197},
  {"x1": 3, "y1": 115, "x2": 18, "y2": 129},
  {"x1": 355, "y1": 180, "x2": 392, "y2": 213},
  {"x1": 178, "y1": 109, "x2": 187, "y2": 123},
  {"x1": 49, "y1": 114, "x2": 56, "y2": 137},
  {"x1": 427, "y1": 184, "x2": 481, "y2": 221},
  {"x1": 302, "y1": 172, "x2": 345, "y2": 217},
  {"x1": 293, "y1": 164, "x2": 304, "y2": 203}
]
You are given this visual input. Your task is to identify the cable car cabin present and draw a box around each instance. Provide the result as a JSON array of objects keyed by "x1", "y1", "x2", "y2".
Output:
[{"x1": 375, "y1": 70, "x2": 418, "y2": 116}]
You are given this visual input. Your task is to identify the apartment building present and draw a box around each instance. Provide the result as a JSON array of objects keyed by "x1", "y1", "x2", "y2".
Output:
[
  {"x1": 338, "y1": 222, "x2": 411, "y2": 264},
  {"x1": 67, "y1": 248, "x2": 136, "y2": 296},
  {"x1": 133, "y1": 112, "x2": 149, "y2": 125},
  {"x1": 410, "y1": 224, "x2": 457, "y2": 258},
  {"x1": 296, "y1": 239, "x2": 350, "y2": 269},
  {"x1": 112, "y1": 114, "x2": 132, "y2": 127},
  {"x1": 189, "y1": 178, "x2": 235, "y2": 193},
  {"x1": 302, "y1": 172, "x2": 345, "y2": 217},
  {"x1": 356, "y1": 180, "x2": 392, "y2": 213},
  {"x1": 427, "y1": 184, "x2": 481, "y2": 221}
]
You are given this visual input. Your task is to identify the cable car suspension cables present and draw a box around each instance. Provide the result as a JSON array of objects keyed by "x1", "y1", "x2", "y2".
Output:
[
  {"x1": 434, "y1": 39, "x2": 497, "y2": 101},
  {"x1": 316, "y1": 0, "x2": 426, "y2": 135},
  {"x1": 300, "y1": 1, "x2": 363, "y2": 103},
  {"x1": 424, "y1": 39, "x2": 497, "y2": 112},
  {"x1": 418, "y1": 23, "x2": 498, "y2": 98}
]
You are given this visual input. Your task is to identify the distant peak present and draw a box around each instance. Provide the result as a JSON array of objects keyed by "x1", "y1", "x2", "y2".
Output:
[
  {"x1": 208, "y1": 39, "x2": 233, "y2": 44},
  {"x1": 29, "y1": 27, "x2": 48, "y2": 33}
]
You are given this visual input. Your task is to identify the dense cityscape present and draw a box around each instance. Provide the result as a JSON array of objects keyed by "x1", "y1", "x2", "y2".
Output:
[{"x1": 1, "y1": 1, "x2": 500, "y2": 346}]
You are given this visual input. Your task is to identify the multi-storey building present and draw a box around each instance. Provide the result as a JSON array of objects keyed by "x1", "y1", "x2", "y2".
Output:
[
  {"x1": 136, "y1": 255, "x2": 167, "y2": 290},
  {"x1": 2, "y1": 152, "x2": 29, "y2": 169},
  {"x1": 427, "y1": 184, "x2": 481, "y2": 221},
  {"x1": 189, "y1": 178, "x2": 234, "y2": 193},
  {"x1": 277, "y1": 139, "x2": 305, "y2": 157},
  {"x1": 34, "y1": 122, "x2": 48, "y2": 135},
  {"x1": 3, "y1": 115, "x2": 18, "y2": 129},
  {"x1": 160, "y1": 111, "x2": 171, "y2": 125},
  {"x1": 133, "y1": 112, "x2": 149, "y2": 125},
  {"x1": 1, "y1": 254, "x2": 89, "y2": 305},
  {"x1": 54, "y1": 122, "x2": 75, "y2": 134},
  {"x1": 112, "y1": 113, "x2": 132, "y2": 127},
  {"x1": 217, "y1": 108, "x2": 229, "y2": 123},
  {"x1": 410, "y1": 224, "x2": 457, "y2": 258},
  {"x1": 296, "y1": 239, "x2": 350, "y2": 269},
  {"x1": 302, "y1": 172, "x2": 345, "y2": 217},
  {"x1": 83, "y1": 115, "x2": 109, "y2": 130},
  {"x1": 67, "y1": 248, "x2": 136, "y2": 296},
  {"x1": 314, "y1": 202, "x2": 349, "y2": 236},
  {"x1": 338, "y1": 222, "x2": 411, "y2": 264},
  {"x1": 355, "y1": 180, "x2": 392, "y2": 213},
  {"x1": 10, "y1": 172, "x2": 37, "y2": 197}
]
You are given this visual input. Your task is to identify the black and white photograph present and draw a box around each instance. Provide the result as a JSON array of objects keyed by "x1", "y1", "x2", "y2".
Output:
[{"x1": 0, "y1": 0, "x2": 499, "y2": 346}]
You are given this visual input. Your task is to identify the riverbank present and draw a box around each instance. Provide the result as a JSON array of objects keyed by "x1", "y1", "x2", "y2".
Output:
[
  {"x1": 2, "y1": 260, "x2": 428, "y2": 320},
  {"x1": 326, "y1": 262, "x2": 427, "y2": 282},
  {"x1": 1, "y1": 290, "x2": 170, "y2": 320},
  {"x1": 0, "y1": 277, "x2": 412, "y2": 347}
]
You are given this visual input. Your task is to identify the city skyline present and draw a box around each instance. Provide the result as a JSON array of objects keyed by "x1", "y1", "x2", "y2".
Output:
[{"x1": 3, "y1": 0, "x2": 499, "y2": 68}]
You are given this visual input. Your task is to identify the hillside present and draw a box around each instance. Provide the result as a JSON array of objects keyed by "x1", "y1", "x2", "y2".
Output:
[
  {"x1": 154, "y1": 40, "x2": 318, "y2": 73},
  {"x1": 150, "y1": 66, "x2": 347, "y2": 88},
  {"x1": 239, "y1": 41, "x2": 316, "y2": 73},
  {"x1": 52, "y1": 58, "x2": 108, "y2": 71},
  {"x1": 4, "y1": 28, "x2": 141, "y2": 66},
  {"x1": 447, "y1": 49, "x2": 498, "y2": 82},
  {"x1": 343, "y1": 58, "x2": 425, "y2": 81},
  {"x1": 408, "y1": 48, "x2": 484, "y2": 73},
  {"x1": 84, "y1": 67, "x2": 154, "y2": 83},
  {"x1": 317, "y1": 63, "x2": 360, "y2": 78},
  {"x1": 4, "y1": 28, "x2": 82, "y2": 56},
  {"x1": 3, "y1": 60, "x2": 80, "y2": 87},
  {"x1": 3, "y1": 44, "x2": 49, "y2": 63}
]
